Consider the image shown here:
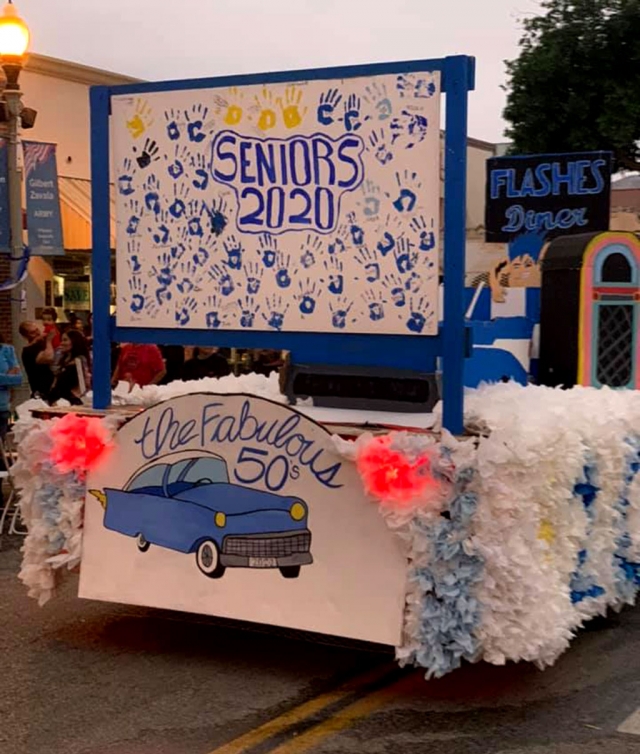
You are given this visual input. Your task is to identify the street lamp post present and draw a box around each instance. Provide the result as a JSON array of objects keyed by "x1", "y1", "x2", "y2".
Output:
[{"x1": 0, "y1": 0, "x2": 29, "y2": 357}]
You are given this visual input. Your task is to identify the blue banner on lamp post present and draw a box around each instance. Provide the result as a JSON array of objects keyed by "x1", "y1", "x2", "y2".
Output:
[
  {"x1": 23, "y1": 140, "x2": 64, "y2": 256},
  {"x1": 0, "y1": 140, "x2": 10, "y2": 252}
]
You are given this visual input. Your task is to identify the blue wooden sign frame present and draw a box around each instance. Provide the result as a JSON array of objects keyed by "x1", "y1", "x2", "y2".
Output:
[{"x1": 90, "y1": 55, "x2": 474, "y2": 433}]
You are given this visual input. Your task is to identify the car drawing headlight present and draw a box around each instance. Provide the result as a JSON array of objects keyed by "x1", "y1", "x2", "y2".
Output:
[
  {"x1": 290, "y1": 501, "x2": 307, "y2": 521},
  {"x1": 214, "y1": 512, "x2": 226, "y2": 528}
]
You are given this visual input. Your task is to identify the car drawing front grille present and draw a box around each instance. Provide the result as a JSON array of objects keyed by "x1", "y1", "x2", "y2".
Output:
[{"x1": 223, "y1": 531, "x2": 311, "y2": 558}]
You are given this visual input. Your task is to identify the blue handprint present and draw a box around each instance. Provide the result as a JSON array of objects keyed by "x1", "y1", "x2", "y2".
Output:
[
  {"x1": 258, "y1": 233, "x2": 279, "y2": 268},
  {"x1": 394, "y1": 236, "x2": 417, "y2": 274},
  {"x1": 155, "y1": 286, "x2": 172, "y2": 305},
  {"x1": 187, "y1": 199, "x2": 204, "y2": 237},
  {"x1": 262, "y1": 296, "x2": 290, "y2": 331},
  {"x1": 377, "y1": 231, "x2": 396, "y2": 257},
  {"x1": 389, "y1": 111, "x2": 429, "y2": 149},
  {"x1": 150, "y1": 210, "x2": 171, "y2": 245},
  {"x1": 410, "y1": 215, "x2": 436, "y2": 251},
  {"x1": 177, "y1": 261, "x2": 199, "y2": 295},
  {"x1": 169, "y1": 183, "x2": 190, "y2": 219},
  {"x1": 390, "y1": 170, "x2": 421, "y2": 213},
  {"x1": 223, "y1": 235, "x2": 243, "y2": 270},
  {"x1": 243, "y1": 262, "x2": 263, "y2": 295},
  {"x1": 397, "y1": 73, "x2": 436, "y2": 99},
  {"x1": 383, "y1": 274, "x2": 406, "y2": 307},
  {"x1": 185, "y1": 103, "x2": 208, "y2": 143},
  {"x1": 117, "y1": 158, "x2": 135, "y2": 196},
  {"x1": 343, "y1": 94, "x2": 364, "y2": 132},
  {"x1": 300, "y1": 234, "x2": 322, "y2": 269},
  {"x1": 170, "y1": 242, "x2": 187, "y2": 261},
  {"x1": 296, "y1": 278, "x2": 320, "y2": 315},
  {"x1": 406, "y1": 297, "x2": 431, "y2": 333},
  {"x1": 126, "y1": 200, "x2": 142, "y2": 236},
  {"x1": 128, "y1": 277, "x2": 147, "y2": 314},
  {"x1": 209, "y1": 264, "x2": 235, "y2": 297},
  {"x1": 347, "y1": 214, "x2": 365, "y2": 246},
  {"x1": 191, "y1": 153, "x2": 209, "y2": 191},
  {"x1": 317, "y1": 88, "x2": 342, "y2": 126},
  {"x1": 327, "y1": 234, "x2": 347, "y2": 256},
  {"x1": 238, "y1": 297, "x2": 259, "y2": 328},
  {"x1": 167, "y1": 144, "x2": 190, "y2": 180},
  {"x1": 205, "y1": 295, "x2": 225, "y2": 329},
  {"x1": 127, "y1": 239, "x2": 142, "y2": 274},
  {"x1": 355, "y1": 246, "x2": 380, "y2": 283},
  {"x1": 368, "y1": 130, "x2": 393, "y2": 165},
  {"x1": 193, "y1": 245, "x2": 211, "y2": 267},
  {"x1": 362, "y1": 290, "x2": 385, "y2": 322},
  {"x1": 175, "y1": 296, "x2": 197, "y2": 326},
  {"x1": 142, "y1": 174, "x2": 161, "y2": 215},
  {"x1": 164, "y1": 108, "x2": 182, "y2": 141},
  {"x1": 363, "y1": 82, "x2": 392, "y2": 121},
  {"x1": 322, "y1": 257, "x2": 344, "y2": 295},
  {"x1": 329, "y1": 299, "x2": 353, "y2": 330},
  {"x1": 204, "y1": 197, "x2": 228, "y2": 236},
  {"x1": 275, "y1": 253, "x2": 292, "y2": 288},
  {"x1": 151, "y1": 251, "x2": 177, "y2": 288}
]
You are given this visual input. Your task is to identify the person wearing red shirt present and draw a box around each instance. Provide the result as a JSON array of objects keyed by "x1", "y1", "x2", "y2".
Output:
[{"x1": 112, "y1": 343, "x2": 166, "y2": 391}]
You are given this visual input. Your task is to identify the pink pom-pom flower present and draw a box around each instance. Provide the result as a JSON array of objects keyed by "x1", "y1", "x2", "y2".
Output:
[
  {"x1": 356, "y1": 434, "x2": 434, "y2": 506},
  {"x1": 49, "y1": 414, "x2": 113, "y2": 478}
]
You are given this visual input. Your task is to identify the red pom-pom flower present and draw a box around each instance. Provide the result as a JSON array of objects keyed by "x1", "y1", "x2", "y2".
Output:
[
  {"x1": 356, "y1": 434, "x2": 434, "y2": 506},
  {"x1": 49, "y1": 414, "x2": 113, "y2": 478}
]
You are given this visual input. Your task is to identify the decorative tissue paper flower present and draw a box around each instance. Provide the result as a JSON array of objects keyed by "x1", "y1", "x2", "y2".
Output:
[{"x1": 49, "y1": 414, "x2": 113, "y2": 478}]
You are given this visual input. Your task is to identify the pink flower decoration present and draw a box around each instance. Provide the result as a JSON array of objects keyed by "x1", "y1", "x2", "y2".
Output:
[
  {"x1": 49, "y1": 414, "x2": 113, "y2": 478},
  {"x1": 356, "y1": 434, "x2": 434, "y2": 506}
]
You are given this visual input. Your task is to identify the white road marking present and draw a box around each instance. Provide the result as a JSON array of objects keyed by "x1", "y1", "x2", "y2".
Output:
[{"x1": 618, "y1": 707, "x2": 640, "y2": 735}]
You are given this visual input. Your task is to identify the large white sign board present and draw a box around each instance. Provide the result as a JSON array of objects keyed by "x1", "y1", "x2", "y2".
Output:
[
  {"x1": 113, "y1": 72, "x2": 440, "y2": 335},
  {"x1": 80, "y1": 394, "x2": 407, "y2": 645}
]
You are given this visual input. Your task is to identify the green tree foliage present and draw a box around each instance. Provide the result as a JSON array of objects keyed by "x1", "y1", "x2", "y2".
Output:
[{"x1": 504, "y1": 0, "x2": 640, "y2": 169}]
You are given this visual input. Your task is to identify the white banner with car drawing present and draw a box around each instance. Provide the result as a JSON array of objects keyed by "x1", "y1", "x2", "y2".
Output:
[{"x1": 80, "y1": 393, "x2": 407, "y2": 645}]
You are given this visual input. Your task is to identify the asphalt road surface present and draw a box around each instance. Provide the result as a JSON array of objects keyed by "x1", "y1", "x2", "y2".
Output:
[{"x1": 2, "y1": 536, "x2": 640, "y2": 754}]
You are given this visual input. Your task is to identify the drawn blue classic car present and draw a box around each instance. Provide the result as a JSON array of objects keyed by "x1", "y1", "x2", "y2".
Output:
[{"x1": 89, "y1": 454, "x2": 312, "y2": 579}]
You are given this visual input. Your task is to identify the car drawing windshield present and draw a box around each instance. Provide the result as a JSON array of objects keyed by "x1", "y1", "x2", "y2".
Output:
[{"x1": 126, "y1": 457, "x2": 230, "y2": 497}]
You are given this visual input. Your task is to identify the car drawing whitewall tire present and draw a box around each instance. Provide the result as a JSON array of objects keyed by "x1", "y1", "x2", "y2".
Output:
[{"x1": 195, "y1": 539, "x2": 226, "y2": 578}]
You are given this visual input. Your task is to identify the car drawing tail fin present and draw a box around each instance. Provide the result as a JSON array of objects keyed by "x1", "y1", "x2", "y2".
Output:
[{"x1": 89, "y1": 489, "x2": 107, "y2": 509}]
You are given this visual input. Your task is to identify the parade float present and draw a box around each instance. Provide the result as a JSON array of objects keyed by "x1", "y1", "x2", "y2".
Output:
[{"x1": 11, "y1": 55, "x2": 640, "y2": 679}]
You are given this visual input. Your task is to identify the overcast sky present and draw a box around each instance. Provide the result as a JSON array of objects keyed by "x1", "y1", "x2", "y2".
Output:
[{"x1": 21, "y1": 0, "x2": 541, "y2": 142}]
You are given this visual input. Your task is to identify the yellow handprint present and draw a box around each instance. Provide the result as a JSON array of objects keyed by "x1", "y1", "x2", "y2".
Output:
[
  {"x1": 214, "y1": 87, "x2": 244, "y2": 126},
  {"x1": 278, "y1": 85, "x2": 307, "y2": 129},
  {"x1": 126, "y1": 99, "x2": 154, "y2": 139},
  {"x1": 253, "y1": 88, "x2": 277, "y2": 131}
]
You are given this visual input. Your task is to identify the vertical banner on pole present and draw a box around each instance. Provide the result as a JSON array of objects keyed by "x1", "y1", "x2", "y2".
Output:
[
  {"x1": 22, "y1": 140, "x2": 64, "y2": 256},
  {"x1": 0, "y1": 140, "x2": 10, "y2": 252}
]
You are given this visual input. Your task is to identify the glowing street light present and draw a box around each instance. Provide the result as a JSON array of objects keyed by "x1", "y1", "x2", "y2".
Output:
[{"x1": 0, "y1": 0, "x2": 29, "y2": 60}]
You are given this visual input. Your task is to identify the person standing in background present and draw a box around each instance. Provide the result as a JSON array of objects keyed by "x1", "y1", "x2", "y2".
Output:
[
  {"x1": 41, "y1": 307, "x2": 61, "y2": 350},
  {"x1": 182, "y1": 347, "x2": 231, "y2": 381},
  {"x1": 48, "y1": 330, "x2": 91, "y2": 406},
  {"x1": 112, "y1": 343, "x2": 166, "y2": 391},
  {"x1": 159, "y1": 345, "x2": 185, "y2": 385},
  {"x1": 0, "y1": 333, "x2": 22, "y2": 435},
  {"x1": 18, "y1": 321, "x2": 53, "y2": 400},
  {"x1": 0, "y1": 333, "x2": 21, "y2": 509}
]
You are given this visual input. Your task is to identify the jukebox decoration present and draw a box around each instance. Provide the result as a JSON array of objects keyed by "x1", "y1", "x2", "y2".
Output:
[{"x1": 539, "y1": 232, "x2": 640, "y2": 389}]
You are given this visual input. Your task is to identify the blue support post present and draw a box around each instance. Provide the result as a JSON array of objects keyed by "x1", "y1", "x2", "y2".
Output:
[
  {"x1": 441, "y1": 55, "x2": 473, "y2": 434},
  {"x1": 90, "y1": 86, "x2": 112, "y2": 409}
]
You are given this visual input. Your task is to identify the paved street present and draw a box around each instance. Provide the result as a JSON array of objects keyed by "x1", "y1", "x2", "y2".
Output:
[{"x1": 2, "y1": 536, "x2": 640, "y2": 754}]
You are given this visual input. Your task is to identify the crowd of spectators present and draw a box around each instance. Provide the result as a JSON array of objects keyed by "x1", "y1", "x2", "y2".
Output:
[{"x1": 15, "y1": 310, "x2": 284, "y2": 406}]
